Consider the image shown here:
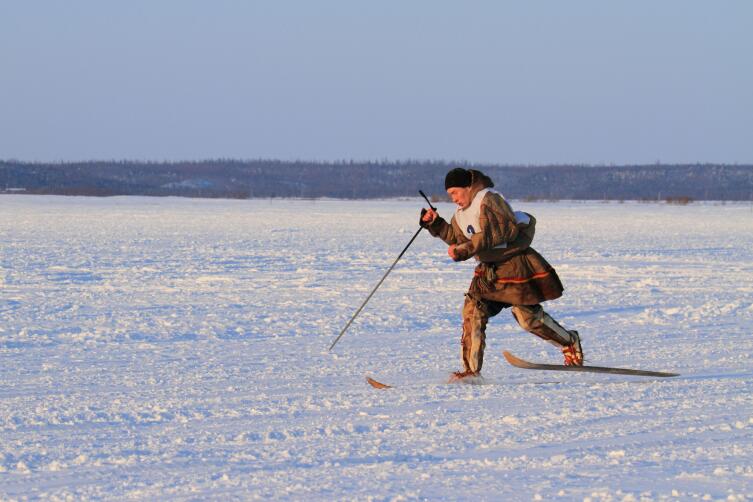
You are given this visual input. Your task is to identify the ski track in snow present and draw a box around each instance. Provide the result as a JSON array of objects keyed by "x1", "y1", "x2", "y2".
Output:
[{"x1": 1, "y1": 195, "x2": 753, "y2": 501}]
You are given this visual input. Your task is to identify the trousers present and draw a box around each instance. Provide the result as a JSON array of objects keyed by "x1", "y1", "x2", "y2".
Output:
[{"x1": 460, "y1": 294, "x2": 575, "y2": 374}]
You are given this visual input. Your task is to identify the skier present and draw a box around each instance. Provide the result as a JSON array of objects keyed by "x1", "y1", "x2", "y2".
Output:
[{"x1": 421, "y1": 167, "x2": 583, "y2": 381}]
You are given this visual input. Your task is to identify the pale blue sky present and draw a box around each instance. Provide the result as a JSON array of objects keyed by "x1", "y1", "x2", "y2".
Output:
[{"x1": 1, "y1": 1, "x2": 751, "y2": 164}]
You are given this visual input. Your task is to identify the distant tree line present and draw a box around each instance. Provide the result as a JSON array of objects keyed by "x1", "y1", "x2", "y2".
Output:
[{"x1": 1, "y1": 159, "x2": 752, "y2": 201}]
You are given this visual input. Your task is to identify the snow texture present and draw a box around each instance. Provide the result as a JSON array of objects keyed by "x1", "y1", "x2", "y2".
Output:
[{"x1": 1, "y1": 195, "x2": 753, "y2": 501}]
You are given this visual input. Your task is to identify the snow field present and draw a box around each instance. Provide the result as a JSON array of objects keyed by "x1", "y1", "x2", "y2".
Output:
[{"x1": 1, "y1": 195, "x2": 753, "y2": 500}]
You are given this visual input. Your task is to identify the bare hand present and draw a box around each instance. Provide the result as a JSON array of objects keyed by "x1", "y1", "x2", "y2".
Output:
[
  {"x1": 448, "y1": 244, "x2": 458, "y2": 260},
  {"x1": 421, "y1": 208, "x2": 438, "y2": 225}
]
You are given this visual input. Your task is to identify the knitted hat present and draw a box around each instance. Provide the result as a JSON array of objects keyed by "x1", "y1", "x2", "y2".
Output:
[{"x1": 444, "y1": 168, "x2": 473, "y2": 190}]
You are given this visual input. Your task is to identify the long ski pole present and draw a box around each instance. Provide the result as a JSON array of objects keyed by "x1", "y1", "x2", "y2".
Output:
[{"x1": 328, "y1": 191, "x2": 436, "y2": 352}]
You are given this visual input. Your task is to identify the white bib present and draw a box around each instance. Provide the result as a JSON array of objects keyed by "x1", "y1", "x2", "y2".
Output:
[{"x1": 454, "y1": 189, "x2": 529, "y2": 246}]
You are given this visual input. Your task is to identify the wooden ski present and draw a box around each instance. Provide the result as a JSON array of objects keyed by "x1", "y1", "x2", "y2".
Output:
[
  {"x1": 366, "y1": 376, "x2": 393, "y2": 389},
  {"x1": 503, "y1": 351, "x2": 679, "y2": 377}
]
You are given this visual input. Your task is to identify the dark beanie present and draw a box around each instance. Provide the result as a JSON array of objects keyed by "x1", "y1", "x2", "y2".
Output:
[{"x1": 445, "y1": 168, "x2": 472, "y2": 190}]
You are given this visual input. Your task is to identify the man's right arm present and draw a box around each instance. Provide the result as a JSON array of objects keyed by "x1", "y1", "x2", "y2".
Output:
[{"x1": 421, "y1": 208, "x2": 460, "y2": 245}]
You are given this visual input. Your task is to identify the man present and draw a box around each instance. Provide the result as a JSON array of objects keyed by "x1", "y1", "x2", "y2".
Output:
[{"x1": 421, "y1": 167, "x2": 583, "y2": 382}]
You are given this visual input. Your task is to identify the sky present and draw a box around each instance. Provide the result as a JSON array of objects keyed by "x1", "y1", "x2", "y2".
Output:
[{"x1": 1, "y1": 1, "x2": 752, "y2": 165}]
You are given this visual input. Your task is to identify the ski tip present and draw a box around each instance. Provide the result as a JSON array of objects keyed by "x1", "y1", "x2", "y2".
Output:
[{"x1": 366, "y1": 376, "x2": 392, "y2": 389}]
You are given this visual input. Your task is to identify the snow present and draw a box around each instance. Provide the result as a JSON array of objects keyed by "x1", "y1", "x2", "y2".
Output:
[{"x1": 1, "y1": 195, "x2": 753, "y2": 500}]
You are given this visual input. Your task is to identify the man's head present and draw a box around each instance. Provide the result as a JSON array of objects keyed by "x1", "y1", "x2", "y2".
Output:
[{"x1": 445, "y1": 168, "x2": 475, "y2": 209}]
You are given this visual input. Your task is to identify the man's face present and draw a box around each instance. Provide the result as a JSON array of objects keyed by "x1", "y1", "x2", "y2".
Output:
[{"x1": 447, "y1": 186, "x2": 472, "y2": 209}]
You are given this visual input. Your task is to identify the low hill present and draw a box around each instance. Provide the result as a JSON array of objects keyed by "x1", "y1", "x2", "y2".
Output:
[{"x1": 1, "y1": 160, "x2": 752, "y2": 201}]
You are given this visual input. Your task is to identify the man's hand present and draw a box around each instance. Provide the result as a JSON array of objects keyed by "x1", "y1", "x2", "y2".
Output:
[
  {"x1": 420, "y1": 208, "x2": 438, "y2": 228},
  {"x1": 448, "y1": 244, "x2": 459, "y2": 260}
]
